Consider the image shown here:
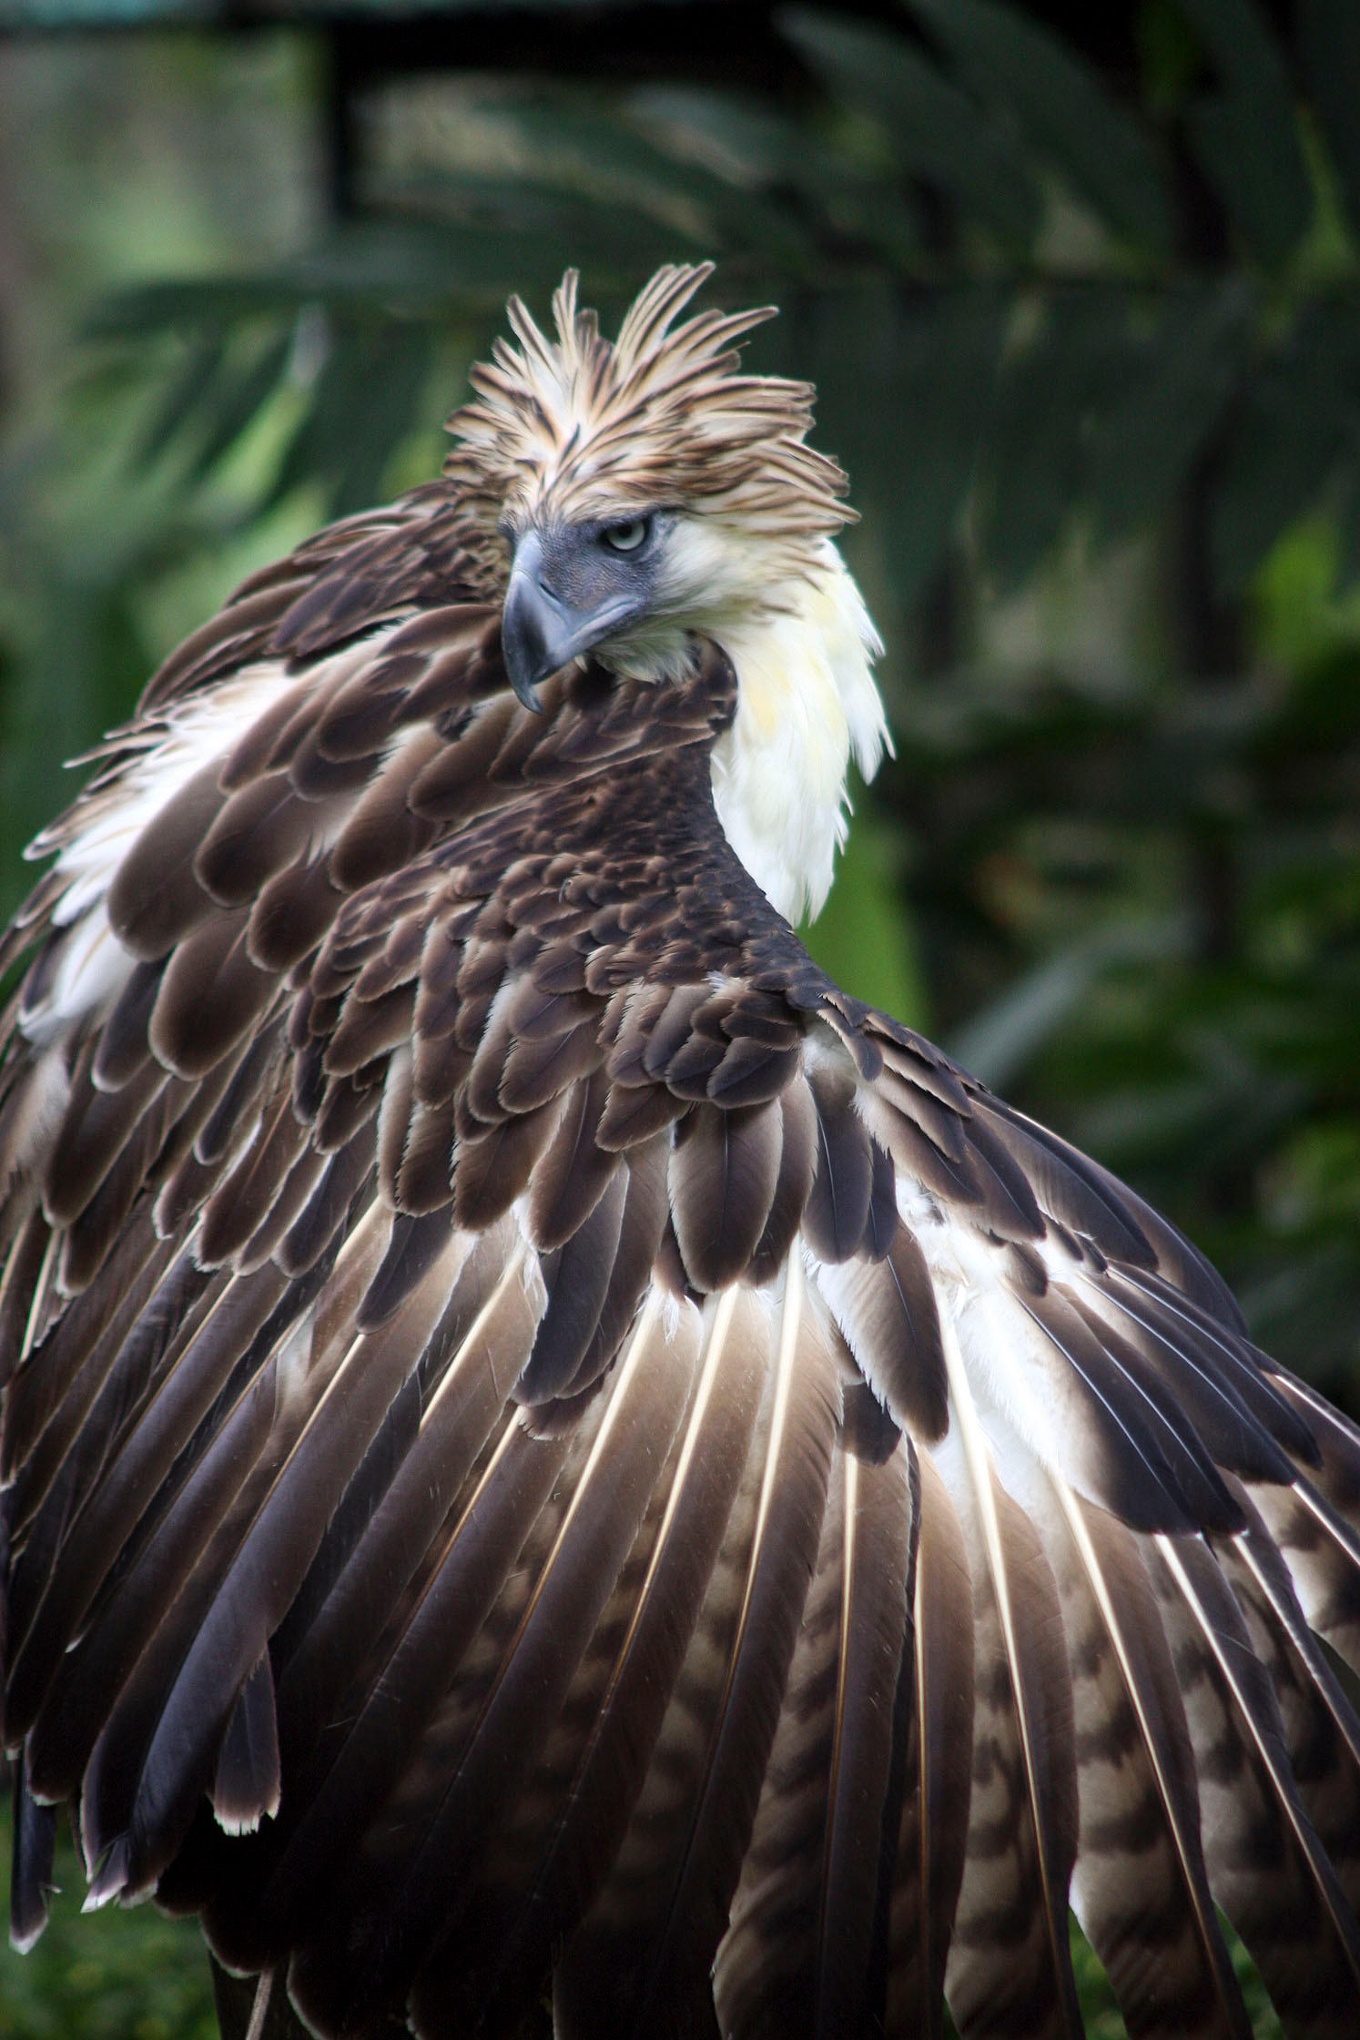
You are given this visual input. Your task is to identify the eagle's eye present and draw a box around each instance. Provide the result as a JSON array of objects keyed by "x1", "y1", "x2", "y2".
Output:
[{"x1": 600, "y1": 517, "x2": 652, "y2": 554}]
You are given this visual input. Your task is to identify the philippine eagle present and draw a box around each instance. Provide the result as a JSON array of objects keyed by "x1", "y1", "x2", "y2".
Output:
[{"x1": 2, "y1": 265, "x2": 1359, "y2": 2040}]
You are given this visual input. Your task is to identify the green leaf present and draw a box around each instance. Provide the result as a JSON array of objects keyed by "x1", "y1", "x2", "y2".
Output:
[
  {"x1": 809, "y1": 283, "x2": 1006, "y2": 606},
  {"x1": 1086, "y1": 285, "x2": 1251, "y2": 543},
  {"x1": 93, "y1": 208, "x2": 653, "y2": 347},
  {"x1": 282, "y1": 212, "x2": 610, "y2": 309},
  {"x1": 373, "y1": 187, "x2": 698, "y2": 296},
  {"x1": 273, "y1": 320, "x2": 434, "y2": 517},
  {"x1": 1299, "y1": 0, "x2": 1360, "y2": 244},
  {"x1": 985, "y1": 285, "x2": 1138, "y2": 588},
  {"x1": 477, "y1": 94, "x2": 813, "y2": 269},
  {"x1": 133, "y1": 329, "x2": 226, "y2": 470},
  {"x1": 780, "y1": 7, "x2": 1041, "y2": 245},
  {"x1": 629, "y1": 85, "x2": 922, "y2": 267},
  {"x1": 1177, "y1": 0, "x2": 1314, "y2": 268},
  {"x1": 188, "y1": 330, "x2": 293, "y2": 482},
  {"x1": 1212, "y1": 298, "x2": 1360, "y2": 591},
  {"x1": 905, "y1": 0, "x2": 1172, "y2": 253},
  {"x1": 90, "y1": 275, "x2": 302, "y2": 337}
]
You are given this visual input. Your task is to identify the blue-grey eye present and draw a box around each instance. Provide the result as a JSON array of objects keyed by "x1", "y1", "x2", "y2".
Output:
[{"x1": 601, "y1": 517, "x2": 651, "y2": 554}]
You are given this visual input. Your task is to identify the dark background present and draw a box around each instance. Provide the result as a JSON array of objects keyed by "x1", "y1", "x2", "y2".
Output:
[{"x1": 0, "y1": 2, "x2": 1356, "y2": 2031}]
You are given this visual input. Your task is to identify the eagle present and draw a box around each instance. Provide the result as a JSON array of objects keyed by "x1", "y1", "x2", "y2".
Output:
[{"x1": 2, "y1": 263, "x2": 1359, "y2": 2040}]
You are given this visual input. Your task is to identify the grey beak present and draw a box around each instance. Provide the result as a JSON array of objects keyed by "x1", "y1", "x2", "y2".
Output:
[{"x1": 501, "y1": 531, "x2": 638, "y2": 712}]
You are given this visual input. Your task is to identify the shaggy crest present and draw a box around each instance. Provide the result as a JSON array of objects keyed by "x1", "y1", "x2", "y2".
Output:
[{"x1": 443, "y1": 263, "x2": 853, "y2": 589}]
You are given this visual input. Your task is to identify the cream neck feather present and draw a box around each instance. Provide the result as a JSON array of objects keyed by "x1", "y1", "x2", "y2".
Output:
[{"x1": 706, "y1": 541, "x2": 889, "y2": 926}]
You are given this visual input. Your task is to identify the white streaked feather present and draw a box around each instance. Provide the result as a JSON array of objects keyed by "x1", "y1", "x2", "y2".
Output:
[
  {"x1": 898, "y1": 1176, "x2": 1082, "y2": 1481},
  {"x1": 20, "y1": 640, "x2": 401, "y2": 1051},
  {"x1": 36, "y1": 670, "x2": 299, "y2": 918},
  {"x1": 21, "y1": 668, "x2": 293, "y2": 1048},
  {"x1": 1152, "y1": 1526, "x2": 1360, "y2": 1955}
]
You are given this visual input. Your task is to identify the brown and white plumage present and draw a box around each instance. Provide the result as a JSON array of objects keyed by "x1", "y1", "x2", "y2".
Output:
[{"x1": 3, "y1": 264, "x2": 1360, "y2": 2039}]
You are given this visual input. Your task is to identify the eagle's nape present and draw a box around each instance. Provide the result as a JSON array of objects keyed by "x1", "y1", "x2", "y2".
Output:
[{"x1": 2, "y1": 279, "x2": 1360, "y2": 2040}]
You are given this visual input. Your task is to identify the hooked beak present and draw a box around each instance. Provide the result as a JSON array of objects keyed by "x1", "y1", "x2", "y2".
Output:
[{"x1": 501, "y1": 531, "x2": 641, "y2": 712}]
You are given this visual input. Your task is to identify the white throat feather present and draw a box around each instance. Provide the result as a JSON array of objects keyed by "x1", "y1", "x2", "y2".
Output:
[{"x1": 706, "y1": 542, "x2": 889, "y2": 925}]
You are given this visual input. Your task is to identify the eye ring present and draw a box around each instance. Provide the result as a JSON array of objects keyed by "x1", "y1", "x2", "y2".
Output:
[{"x1": 600, "y1": 517, "x2": 652, "y2": 554}]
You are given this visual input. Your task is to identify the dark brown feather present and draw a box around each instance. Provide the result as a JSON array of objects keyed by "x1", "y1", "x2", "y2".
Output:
[
  {"x1": 1147, "y1": 1531, "x2": 1360, "y2": 2038},
  {"x1": 817, "y1": 1224, "x2": 948, "y2": 1443},
  {"x1": 566, "y1": 1136, "x2": 670, "y2": 1394},
  {"x1": 803, "y1": 1070, "x2": 874, "y2": 1265},
  {"x1": 1219, "y1": 1495, "x2": 1360, "y2": 1922},
  {"x1": 92, "y1": 958, "x2": 165, "y2": 1091},
  {"x1": 670, "y1": 1100, "x2": 781, "y2": 1292},
  {"x1": 328, "y1": 733, "x2": 443, "y2": 892},
  {"x1": 516, "y1": 1166, "x2": 629, "y2": 1403},
  {"x1": 1044, "y1": 1492, "x2": 1252, "y2": 2040},
  {"x1": 5, "y1": 1243, "x2": 211, "y2": 1549},
  {"x1": 428, "y1": 1290, "x2": 768, "y2": 2040},
  {"x1": 944, "y1": 1460, "x2": 1083, "y2": 2040},
  {"x1": 293, "y1": 1293, "x2": 702, "y2": 2035},
  {"x1": 149, "y1": 911, "x2": 279, "y2": 1081},
  {"x1": 527, "y1": 1071, "x2": 618, "y2": 1250},
  {"x1": 198, "y1": 1087, "x2": 311, "y2": 1268},
  {"x1": 84, "y1": 1218, "x2": 464, "y2": 1896},
  {"x1": 9, "y1": 1756, "x2": 57, "y2": 1953},
  {"x1": 748, "y1": 1077, "x2": 816, "y2": 1287},
  {"x1": 194, "y1": 771, "x2": 325, "y2": 908},
  {"x1": 106, "y1": 758, "x2": 224, "y2": 958},
  {"x1": 44, "y1": 1051, "x2": 168, "y2": 1228},
  {"x1": 9, "y1": 1262, "x2": 289, "y2": 1752},
  {"x1": 246, "y1": 856, "x2": 342, "y2": 975},
  {"x1": 211, "y1": 1652, "x2": 282, "y2": 1835},
  {"x1": 57, "y1": 1087, "x2": 184, "y2": 1293},
  {"x1": 228, "y1": 1412, "x2": 571, "y2": 1975},
  {"x1": 452, "y1": 1096, "x2": 566, "y2": 1230}
]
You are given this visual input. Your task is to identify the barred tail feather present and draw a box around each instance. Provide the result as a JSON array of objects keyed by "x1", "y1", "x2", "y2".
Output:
[
  {"x1": 288, "y1": 1289, "x2": 703, "y2": 2034},
  {"x1": 407, "y1": 1283, "x2": 770, "y2": 2038},
  {"x1": 1041, "y1": 1485, "x2": 1251, "y2": 2040},
  {"x1": 713, "y1": 1424, "x2": 915, "y2": 2038},
  {"x1": 1150, "y1": 1532, "x2": 1360, "y2": 2039},
  {"x1": 553, "y1": 1261, "x2": 840, "y2": 2040},
  {"x1": 885, "y1": 1445, "x2": 974, "y2": 2040},
  {"x1": 936, "y1": 1313, "x2": 1083, "y2": 2040}
]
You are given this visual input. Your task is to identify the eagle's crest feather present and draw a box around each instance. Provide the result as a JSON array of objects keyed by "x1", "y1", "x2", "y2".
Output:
[{"x1": 443, "y1": 264, "x2": 852, "y2": 593}]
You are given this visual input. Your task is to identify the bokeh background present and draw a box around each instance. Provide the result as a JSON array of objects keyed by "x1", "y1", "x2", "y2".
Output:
[{"x1": 1, "y1": 1, "x2": 1359, "y2": 2032}]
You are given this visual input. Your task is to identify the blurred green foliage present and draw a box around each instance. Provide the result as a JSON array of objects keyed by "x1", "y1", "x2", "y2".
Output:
[
  {"x1": 2, "y1": 2, "x2": 1360, "y2": 2034},
  {"x1": 0, "y1": 1804, "x2": 215, "y2": 2038}
]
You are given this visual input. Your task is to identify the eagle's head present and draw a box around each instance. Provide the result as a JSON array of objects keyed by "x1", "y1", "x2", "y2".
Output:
[{"x1": 444, "y1": 265, "x2": 890, "y2": 922}]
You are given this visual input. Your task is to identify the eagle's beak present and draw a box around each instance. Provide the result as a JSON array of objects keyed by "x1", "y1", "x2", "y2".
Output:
[{"x1": 501, "y1": 531, "x2": 638, "y2": 712}]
